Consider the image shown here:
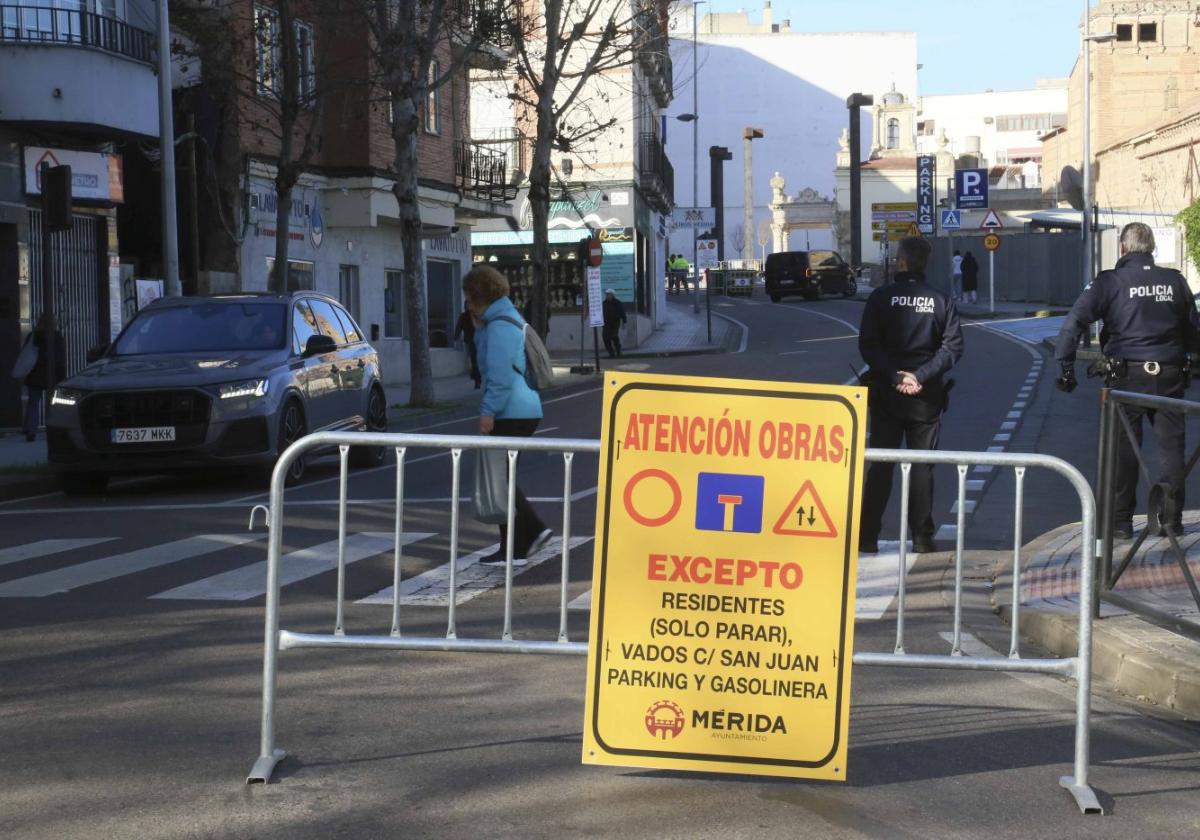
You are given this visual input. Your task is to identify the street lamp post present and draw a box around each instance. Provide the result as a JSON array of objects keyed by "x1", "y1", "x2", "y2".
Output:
[
  {"x1": 157, "y1": 0, "x2": 180, "y2": 294},
  {"x1": 1082, "y1": 2, "x2": 1117, "y2": 294}
]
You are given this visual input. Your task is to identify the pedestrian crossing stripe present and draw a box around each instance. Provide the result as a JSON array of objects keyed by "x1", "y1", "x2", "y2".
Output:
[
  {"x1": 0, "y1": 534, "x2": 261, "y2": 598},
  {"x1": 150, "y1": 532, "x2": 434, "y2": 601},
  {"x1": 0, "y1": 538, "x2": 117, "y2": 568},
  {"x1": 358, "y1": 536, "x2": 593, "y2": 607}
]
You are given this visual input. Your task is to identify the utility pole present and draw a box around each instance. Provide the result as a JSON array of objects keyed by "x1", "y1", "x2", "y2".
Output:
[
  {"x1": 690, "y1": 1, "x2": 706, "y2": 313},
  {"x1": 743, "y1": 127, "x2": 763, "y2": 263},
  {"x1": 157, "y1": 0, "x2": 181, "y2": 294},
  {"x1": 846, "y1": 93, "x2": 874, "y2": 270}
]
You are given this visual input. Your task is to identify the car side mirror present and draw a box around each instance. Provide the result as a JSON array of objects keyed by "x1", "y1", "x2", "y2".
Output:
[
  {"x1": 303, "y1": 334, "x2": 337, "y2": 358},
  {"x1": 86, "y1": 343, "x2": 109, "y2": 363}
]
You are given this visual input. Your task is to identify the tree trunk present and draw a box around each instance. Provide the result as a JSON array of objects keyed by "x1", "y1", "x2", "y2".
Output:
[
  {"x1": 527, "y1": 93, "x2": 557, "y2": 339},
  {"x1": 393, "y1": 94, "x2": 435, "y2": 406},
  {"x1": 271, "y1": 1, "x2": 300, "y2": 294}
]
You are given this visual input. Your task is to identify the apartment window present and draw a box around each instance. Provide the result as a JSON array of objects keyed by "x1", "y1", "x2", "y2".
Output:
[
  {"x1": 1115, "y1": 24, "x2": 1132, "y2": 42},
  {"x1": 886, "y1": 118, "x2": 900, "y2": 150},
  {"x1": 385, "y1": 269, "x2": 405, "y2": 338},
  {"x1": 917, "y1": 119, "x2": 935, "y2": 137},
  {"x1": 1139, "y1": 22, "x2": 1157, "y2": 43},
  {"x1": 254, "y1": 5, "x2": 279, "y2": 96},
  {"x1": 338, "y1": 264, "x2": 360, "y2": 324},
  {"x1": 295, "y1": 20, "x2": 315, "y2": 102},
  {"x1": 424, "y1": 60, "x2": 441, "y2": 135},
  {"x1": 254, "y1": 6, "x2": 315, "y2": 101}
]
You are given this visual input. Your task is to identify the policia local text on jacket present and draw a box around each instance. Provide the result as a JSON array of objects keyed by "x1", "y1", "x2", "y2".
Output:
[
  {"x1": 1054, "y1": 231, "x2": 1200, "y2": 537},
  {"x1": 858, "y1": 256, "x2": 964, "y2": 554}
]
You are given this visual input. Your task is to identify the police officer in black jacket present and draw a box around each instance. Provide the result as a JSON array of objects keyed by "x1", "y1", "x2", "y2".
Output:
[
  {"x1": 1055, "y1": 222, "x2": 1199, "y2": 539},
  {"x1": 859, "y1": 236, "x2": 964, "y2": 554}
]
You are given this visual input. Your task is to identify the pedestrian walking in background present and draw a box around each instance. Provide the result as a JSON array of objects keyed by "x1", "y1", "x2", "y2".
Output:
[
  {"x1": 601, "y1": 288, "x2": 627, "y2": 358},
  {"x1": 672, "y1": 254, "x2": 690, "y2": 295},
  {"x1": 858, "y1": 236, "x2": 964, "y2": 555},
  {"x1": 665, "y1": 254, "x2": 674, "y2": 295},
  {"x1": 463, "y1": 265, "x2": 552, "y2": 565},
  {"x1": 1054, "y1": 222, "x2": 1199, "y2": 540},
  {"x1": 951, "y1": 250, "x2": 963, "y2": 301},
  {"x1": 15, "y1": 314, "x2": 66, "y2": 443},
  {"x1": 453, "y1": 302, "x2": 481, "y2": 389},
  {"x1": 961, "y1": 251, "x2": 979, "y2": 304}
]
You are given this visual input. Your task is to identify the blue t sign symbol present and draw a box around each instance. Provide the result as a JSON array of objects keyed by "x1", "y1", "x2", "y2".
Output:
[{"x1": 695, "y1": 473, "x2": 764, "y2": 533}]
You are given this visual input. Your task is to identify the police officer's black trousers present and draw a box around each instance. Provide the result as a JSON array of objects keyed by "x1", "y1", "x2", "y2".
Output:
[
  {"x1": 861, "y1": 389, "x2": 941, "y2": 543},
  {"x1": 1112, "y1": 365, "x2": 1186, "y2": 530}
]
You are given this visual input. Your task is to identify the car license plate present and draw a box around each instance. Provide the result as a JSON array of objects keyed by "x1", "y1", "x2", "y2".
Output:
[{"x1": 112, "y1": 426, "x2": 176, "y2": 444}]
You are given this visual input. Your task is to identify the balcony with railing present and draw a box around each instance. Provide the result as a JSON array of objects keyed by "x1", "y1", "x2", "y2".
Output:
[
  {"x1": 455, "y1": 139, "x2": 519, "y2": 207},
  {"x1": 0, "y1": 4, "x2": 154, "y2": 63},
  {"x1": 0, "y1": 4, "x2": 159, "y2": 136},
  {"x1": 634, "y1": 6, "x2": 672, "y2": 109},
  {"x1": 452, "y1": 0, "x2": 515, "y2": 70},
  {"x1": 638, "y1": 132, "x2": 674, "y2": 213}
]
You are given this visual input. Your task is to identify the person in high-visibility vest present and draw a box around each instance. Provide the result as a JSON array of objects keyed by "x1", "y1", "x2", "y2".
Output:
[{"x1": 671, "y1": 255, "x2": 690, "y2": 295}]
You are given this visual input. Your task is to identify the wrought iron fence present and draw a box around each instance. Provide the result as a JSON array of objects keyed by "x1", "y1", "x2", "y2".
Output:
[
  {"x1": 453, "y1": 0, "x2": 514, "y2": 50},
  {"x1": 454, "y1": 140, "x2": 514, "y2": 203},
  {"x1": 0, "y1": 5, "x2": 154, "y2": 63},
  {"x1": 638, "y1": 132, "x2": 674, "y2": 211},
  {"x1": 1096, "y1": 388, "x2": 1200, "y2": 640}
]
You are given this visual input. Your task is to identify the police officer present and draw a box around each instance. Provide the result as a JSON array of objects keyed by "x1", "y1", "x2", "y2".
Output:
[
  {"x1": 1055, "y1": 222, "x2": 1199, "y2": 539},
  {"x1": 859, "y1": 236, "x2": 964, "y2": 554}
]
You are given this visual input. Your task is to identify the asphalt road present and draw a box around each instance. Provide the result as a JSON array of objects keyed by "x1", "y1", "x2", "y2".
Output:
[{"x1": 1, "y1": 295, "x2": 1198, "y2": 838}]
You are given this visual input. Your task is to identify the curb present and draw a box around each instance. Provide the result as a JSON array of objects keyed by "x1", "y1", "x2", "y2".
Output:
[
  {"x1": 993, "y1": 523, "x2": 1200, "y2": 719},
  {"x1": 1040, "y1": 336, "x2": 1103, "y2": 361},
  {"x1": 998, "y1": 604, "x2": 1200, "y2": 719}
]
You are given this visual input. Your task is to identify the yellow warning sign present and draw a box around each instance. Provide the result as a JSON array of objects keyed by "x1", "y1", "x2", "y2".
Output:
[
  {"x1": 582, "y1": 372, "x2": 867, "y2": 780},
  {"x1": 906, "y1": 221, "x2": 922, "y2": 238}
]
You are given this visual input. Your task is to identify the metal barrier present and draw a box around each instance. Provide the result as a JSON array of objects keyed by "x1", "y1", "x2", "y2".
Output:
[
  {"x1": 1097, "y1": 388, "x2": 1200, "y2": 640},
  {"x1": 245, "y1": 432, "x2": 1100, "y2": 814}
]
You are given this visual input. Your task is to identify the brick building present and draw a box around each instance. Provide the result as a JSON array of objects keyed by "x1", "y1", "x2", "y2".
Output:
[{"x1": 173, "y1": 0, "x2": 513, "y2": 385}]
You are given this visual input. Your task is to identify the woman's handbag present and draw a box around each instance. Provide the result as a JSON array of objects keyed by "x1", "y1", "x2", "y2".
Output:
[
  {"x1": 471, "y1": 447, "x2": 510, "y2": 524},
  {"x1": 10, "y1": 334, "x2": 37, "y2": 381}
]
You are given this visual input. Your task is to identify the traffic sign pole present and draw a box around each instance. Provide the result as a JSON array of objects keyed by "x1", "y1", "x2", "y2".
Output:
[{"x1": 989, "y1": 249, "x2": 995, "y2": 314}]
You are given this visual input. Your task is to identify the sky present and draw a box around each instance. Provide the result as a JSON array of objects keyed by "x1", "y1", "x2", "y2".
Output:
[{"x1": 704, "y1": 0, "x2": 1084, "y2": 95}]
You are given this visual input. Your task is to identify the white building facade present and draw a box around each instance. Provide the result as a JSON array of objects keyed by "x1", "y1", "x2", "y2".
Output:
[
  {"x1": 916, "y1": 80, "x2": 1069, "y2": 184},
  {"x1": 666, "y1": 3, "x2": 917, "y2": 259}
]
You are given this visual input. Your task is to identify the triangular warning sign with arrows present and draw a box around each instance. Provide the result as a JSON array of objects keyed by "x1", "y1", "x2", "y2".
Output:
[{"x1": 772, "y1": 480, "x2": 837, "y2": 538}]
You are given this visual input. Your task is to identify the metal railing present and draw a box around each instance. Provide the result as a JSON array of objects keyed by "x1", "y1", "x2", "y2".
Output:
[
  {"x1": 638, "y1": 132, "x2": 675, "y2": 212},
  {"x1": 245, "y1": 432, "x2": 1100, "y2": 815},
  {"x1": 452, "y1": 0, "x2": 514, "y2": 50},
  {"x1": 454, "y1": 140, "x2": 515, "y2": 203},
  {"x1": 1097, "y1": 388, "x2": 1200, "y2": 639},
  {"x1": 0, "y1": 5, "x2": 154, "y2": 63}
]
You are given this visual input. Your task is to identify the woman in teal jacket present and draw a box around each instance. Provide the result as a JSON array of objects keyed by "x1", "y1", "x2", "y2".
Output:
[{"x1": 464, "y1": 265, "x2": 551, "y2": 565}]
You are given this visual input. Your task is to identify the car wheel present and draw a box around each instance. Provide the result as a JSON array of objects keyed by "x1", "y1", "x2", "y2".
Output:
[
  {"x1": 769, "y1": 293, "x2": 781, "y2": 303},
  {"x1": 351, "y1": 386, "x2": 388, "y2": 468},
  {"x1": 273, "y1": 399, "x2": 307, "y2": 486},
  {"x1": 843, "y1": 276, "x2": 857, "y2": 297},
  {"x1": 60, "y1": 472, "x2": 108, "y2": 496}
]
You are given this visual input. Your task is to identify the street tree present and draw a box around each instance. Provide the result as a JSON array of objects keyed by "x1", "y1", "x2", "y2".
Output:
[
  {"x1": 362, "y1": 0, "x2": 490, "y2": 407},
  {"x1": 507, "y1": 1, "x2": 640, "y2": 337},
  {"x1": 175, "y1": 1, "x2": 354, "y2": 293},
  {"x1": 731, "y1": 224, "x2": 746, "y2": 258},
  {"x1": 756, "y1": 219, "x2": 771, "y2": 261}
]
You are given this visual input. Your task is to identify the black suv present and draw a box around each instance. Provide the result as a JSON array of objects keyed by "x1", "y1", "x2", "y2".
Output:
[{"x1": 764, "y1": 250, "x2": 856, "y2": 302}]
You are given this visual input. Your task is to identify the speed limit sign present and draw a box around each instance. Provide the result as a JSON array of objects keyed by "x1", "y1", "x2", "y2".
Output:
[{"x1": 983, "y1": 233, "x2": 1001, "y2": 252}]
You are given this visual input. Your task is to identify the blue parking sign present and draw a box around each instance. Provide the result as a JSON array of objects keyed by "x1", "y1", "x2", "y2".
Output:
[{"x1": 955, "y1": 169, "x2": 988, "y2": 209}]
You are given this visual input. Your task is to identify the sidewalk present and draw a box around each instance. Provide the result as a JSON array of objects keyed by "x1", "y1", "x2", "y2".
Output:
[
  {"x1": 1005, "y1": 515, "x2": 1200, "y2": 718},
  {"x1": 622, "y1": 297, "x2": 738, "y2": 357}
]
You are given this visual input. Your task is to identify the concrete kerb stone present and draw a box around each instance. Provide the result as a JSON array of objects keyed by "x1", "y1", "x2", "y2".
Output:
[{"x1": 994, "y1": 522, "x2": 1200, "y2": 719}]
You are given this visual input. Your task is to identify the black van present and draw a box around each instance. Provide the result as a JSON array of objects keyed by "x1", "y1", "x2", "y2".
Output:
[{"x1": 764, "y1": 250, "x2": 856, "y2": 302}]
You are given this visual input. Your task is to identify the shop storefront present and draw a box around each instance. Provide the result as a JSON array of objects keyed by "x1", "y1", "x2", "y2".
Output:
[{"x1": 470, "y1": 185, "x2": 659, "y2": 351}]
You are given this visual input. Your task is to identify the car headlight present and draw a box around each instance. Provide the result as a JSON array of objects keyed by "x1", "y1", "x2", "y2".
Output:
[
  {"x1": 51, "y1": 387, "x2": 83, "y2": 407},
  {"x1": 218, "y1": 379, "x2": 270, "y2": 400}
]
